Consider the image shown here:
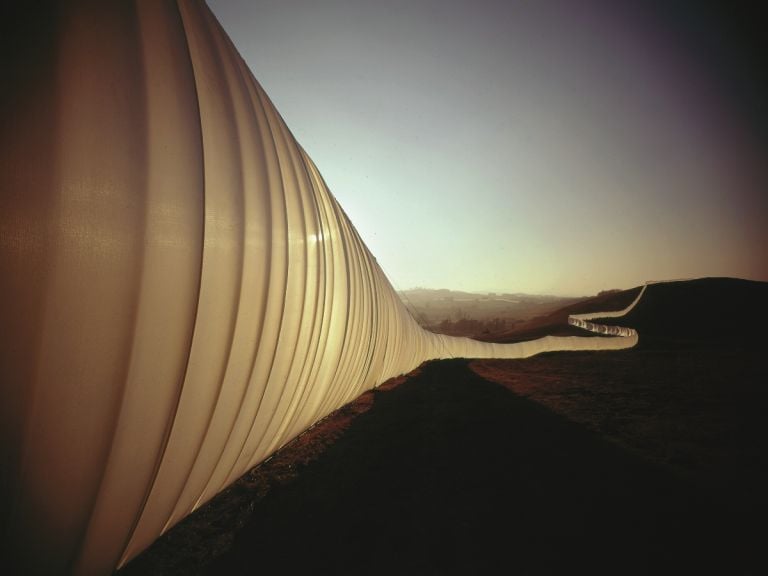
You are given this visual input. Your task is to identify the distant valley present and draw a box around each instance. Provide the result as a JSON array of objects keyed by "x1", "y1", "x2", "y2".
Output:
[{"x1": 397, "y1": 288, "x2": 591, "y2": 338}]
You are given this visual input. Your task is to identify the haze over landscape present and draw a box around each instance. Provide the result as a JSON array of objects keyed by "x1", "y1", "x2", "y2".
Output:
[{"x1": 208, "y1": 0, "x2": 767, "y2": 296}]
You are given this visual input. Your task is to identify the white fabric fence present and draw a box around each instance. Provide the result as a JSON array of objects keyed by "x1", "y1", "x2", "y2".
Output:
[{"x1": 0, "y1": 2, "x2": 641, "y2": 574}]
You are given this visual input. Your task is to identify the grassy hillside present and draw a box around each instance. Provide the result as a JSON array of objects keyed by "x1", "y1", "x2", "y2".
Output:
[
  {"x1": 599, "y1": 278, "x2": 768, "y2": 349},
  {"x1": 474, "y1": 286, "x2": 642, "y2": 343}
]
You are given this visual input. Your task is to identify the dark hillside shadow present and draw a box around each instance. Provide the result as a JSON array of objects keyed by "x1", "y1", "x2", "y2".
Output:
[
  {"x1": 211, "y1": 359, "x2": 742, "y2": 575},
  {"x1": 607, "y1": 277, "x2": 768, "y2": 350}
]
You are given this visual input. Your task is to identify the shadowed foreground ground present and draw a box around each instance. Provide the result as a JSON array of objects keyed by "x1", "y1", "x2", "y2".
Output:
[{"x1": 122, "y1": 353, "x2": 760, "y2": 575}]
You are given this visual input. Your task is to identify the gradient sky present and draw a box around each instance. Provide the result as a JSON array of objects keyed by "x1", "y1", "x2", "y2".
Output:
[{"x1": 208, "y1": 0, "x2": 766, "y2": 296}]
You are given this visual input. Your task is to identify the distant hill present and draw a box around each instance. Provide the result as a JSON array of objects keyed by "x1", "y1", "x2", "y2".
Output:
[
  {"x1": 473, "y1": 286, "x2": 642, "y2": 343},
  {"x1": 598, "y1": 277, "x2": 768, "y2": 349},
  {"x1": 397, "y1": 288, "x2": 582, "y2": 338},
  {"x1": 472, "y1": 277, "x2": 768, "y2": 348}
]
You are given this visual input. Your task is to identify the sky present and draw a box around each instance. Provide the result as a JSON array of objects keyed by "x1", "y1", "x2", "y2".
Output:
[{"x1": 207, "y1": 0, "x2": 767, "y2": 296}]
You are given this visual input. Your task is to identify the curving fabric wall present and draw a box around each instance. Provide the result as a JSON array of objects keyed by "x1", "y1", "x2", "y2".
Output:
[
  {"x1": 0, "y1": 2, "x2": 639, "y2": 574},
  {"x1": 567, "y1": 285, "x2": 646, "y2": 336}
]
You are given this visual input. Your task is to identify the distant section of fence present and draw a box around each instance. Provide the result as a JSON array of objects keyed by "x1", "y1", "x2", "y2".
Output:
[{"x1": 567, "y1": 317, "x2": 637, "y2": 337}]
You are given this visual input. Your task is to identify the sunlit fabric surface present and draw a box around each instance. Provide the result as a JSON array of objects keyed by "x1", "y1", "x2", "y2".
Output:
[{"x1": 0, "y1": 2, "x2": 637, "y2": 574}]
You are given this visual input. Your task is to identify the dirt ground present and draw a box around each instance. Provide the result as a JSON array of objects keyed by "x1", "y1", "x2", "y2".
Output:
[{"x1": 119, "y1": 344, "x2": 764, "y2": 575}]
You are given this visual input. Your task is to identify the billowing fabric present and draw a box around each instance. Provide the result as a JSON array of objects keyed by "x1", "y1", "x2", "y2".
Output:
[{"x1": 0, "y1": 2, "x2": 638, "y2": 574}]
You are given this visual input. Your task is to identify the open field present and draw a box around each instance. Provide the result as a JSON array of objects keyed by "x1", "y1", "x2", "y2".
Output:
[
  {"x1": 120, "y1": 278, "x2": 767, "y2": 574},
  {"x1": 472, "y1": 348, "x2": 767, "y2": 534}
]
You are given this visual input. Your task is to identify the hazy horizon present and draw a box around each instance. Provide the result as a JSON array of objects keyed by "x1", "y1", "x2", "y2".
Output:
[
  {"x1": 399, "y1": 285, "x2": 618, "y2": 298},
  {"x1": 208, "y1": 0, "x2": 767, "y2": 296}
]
